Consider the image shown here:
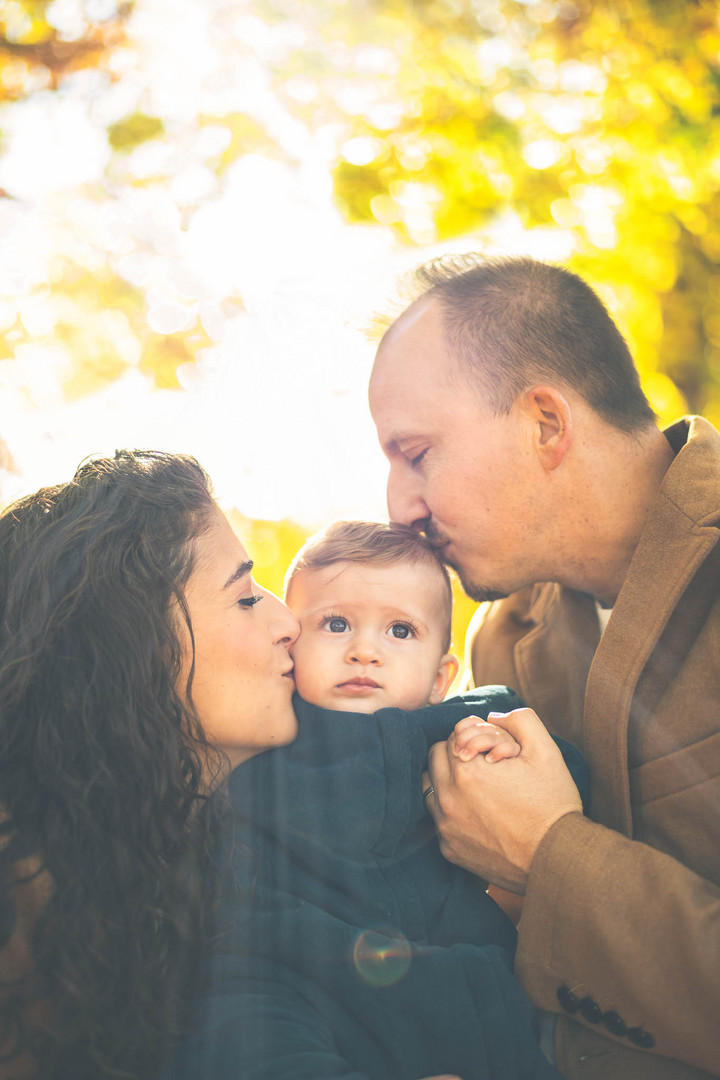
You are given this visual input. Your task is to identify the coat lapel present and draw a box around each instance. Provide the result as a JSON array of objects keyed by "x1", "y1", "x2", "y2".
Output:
[
  {"x1": 513, "y1": 583, "x2": 599, "y2": 753},
  {"x1": 584, "y1": 417, "x2": 720, "y2": 835}
]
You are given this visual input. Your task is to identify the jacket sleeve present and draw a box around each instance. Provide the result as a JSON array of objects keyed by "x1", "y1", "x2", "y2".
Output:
[
  {"x1": 468, "y1": 593, "x2": 720, "y2": 1075},
  {"x1": 166, "y1": 944, "x2": 563, "y2": 1080},
  {"x1": 516, "y1": 813, "x2": 720, "y2": 1076},
  {"x1": 166, "y1": 968, "x2": 370, "y2": 1080}
]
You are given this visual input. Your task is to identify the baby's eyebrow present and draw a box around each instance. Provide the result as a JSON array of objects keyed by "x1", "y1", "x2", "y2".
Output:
[{"x1": 223, "y1": 560, "x2": 254, "y2": 590}]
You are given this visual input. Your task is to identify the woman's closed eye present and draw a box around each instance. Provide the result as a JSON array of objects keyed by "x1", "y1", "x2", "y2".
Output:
[{"x1": 237, "y1": 594, "x2": 263, "y2": 609}]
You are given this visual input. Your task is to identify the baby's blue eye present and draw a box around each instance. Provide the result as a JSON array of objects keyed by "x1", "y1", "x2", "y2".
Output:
[
  {"x1": 328, "y1": 616, "x2": 349, "y2": 633},
  {"x1": 390, "y1": 622, "x2": 412, "y2": 639}
]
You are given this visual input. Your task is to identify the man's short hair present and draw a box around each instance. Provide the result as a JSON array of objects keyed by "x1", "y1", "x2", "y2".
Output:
[
  {"x1": 286, "y1": 520, "x2": 453, "y2": 651},
  {"x1": 406, "y1": 255, "x2": 656, "y2": 433}
]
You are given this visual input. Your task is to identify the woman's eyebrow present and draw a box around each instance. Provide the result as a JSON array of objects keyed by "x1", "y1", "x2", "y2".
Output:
[{"x1": 223, "y1": 560, "x2": 254, "y2": 590}]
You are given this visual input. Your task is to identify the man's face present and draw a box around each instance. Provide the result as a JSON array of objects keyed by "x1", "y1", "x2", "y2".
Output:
[
  {"x1": 286, "y1": 560, "x2": 457, "y2": 713},
  {"x1": 369, "y1": 298, "x2": 546, "y2": 601}
]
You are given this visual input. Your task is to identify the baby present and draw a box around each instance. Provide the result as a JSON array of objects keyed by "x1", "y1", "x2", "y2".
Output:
[
  {"x1": 170, "y1": 524, "x2": 586, "y2": 1080},
  {"x1": 285, "y1": 519, "x2": 522, "y2": 761}
]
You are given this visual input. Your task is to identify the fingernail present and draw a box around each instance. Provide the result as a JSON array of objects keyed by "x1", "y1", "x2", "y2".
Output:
[{"x1": 487, "y1": 711, "x2": 507, "y2": 720}]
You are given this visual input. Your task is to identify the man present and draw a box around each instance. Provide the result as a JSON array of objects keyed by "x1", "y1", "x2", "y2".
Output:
[{"x1": 368, "y1": 256, "x2": 720, "y2": 1080}]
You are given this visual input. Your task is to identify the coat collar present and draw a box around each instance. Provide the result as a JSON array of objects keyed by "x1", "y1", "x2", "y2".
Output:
[
  {"x1": 583, "y1": 416, "x2": 720, "y2": 833},
  {"x1": 518, "y1": 417, "x2": 720, "y2": 834}
]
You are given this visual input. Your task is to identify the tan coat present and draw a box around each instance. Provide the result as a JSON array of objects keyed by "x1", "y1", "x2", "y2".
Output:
[{"x1": 467, "y1": 416, "x2": 720, "y2": 1079}]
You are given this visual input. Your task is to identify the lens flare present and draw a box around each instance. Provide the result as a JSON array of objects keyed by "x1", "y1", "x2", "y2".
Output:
[{"x1": 352, "y1": 928, "x2": 412, "y2": 987}]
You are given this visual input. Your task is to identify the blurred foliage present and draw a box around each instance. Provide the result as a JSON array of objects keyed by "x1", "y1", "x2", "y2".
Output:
[
  {"x1": 264, "y1": 0, "x2": 720, "y2": 425},
  {"x1": 108, "y1": 110, "x2": 163, "y2": 152},
  {"x1": 6, "y1": 0, "x2": 719, "y2": 419},
  {"x1": 229, "y1": 510, "x2": 310, "y2": 600},
  {"x1": 0, "y1": 0, "x2": 132, "y2": 96}
]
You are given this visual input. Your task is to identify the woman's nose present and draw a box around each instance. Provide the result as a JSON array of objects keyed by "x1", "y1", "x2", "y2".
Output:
[{"x1": 265, "y1": 590, "x2": 300, "y2": 647}]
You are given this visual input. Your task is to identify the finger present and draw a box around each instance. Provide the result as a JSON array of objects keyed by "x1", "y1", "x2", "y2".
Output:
[
  {"x1": 484, "y1": 740, "x2": 522, "y2": 763},
  {"x1": 425, "y1": 740, "x2": 453, "y2": 821},
  {"x1": 454, "y1": 721, "x2": 492, "y2": 751},
  {"x1": 454, "y1": 713, "x2": 489, "y2": 736},
  {"x1": 454, "y1": 720, "x2": 498, "y2": 752},
  {"x1": 454, "y1": 730, "x2": 509, "y2": 760},
  {"x1": 454, "y1": 724, "x2": 515, "y2": 757},
  {"x1": 485, "y1": 707, "x2": 551, "y2": 745}
]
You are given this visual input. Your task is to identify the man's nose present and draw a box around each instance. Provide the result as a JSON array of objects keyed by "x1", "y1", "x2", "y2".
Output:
[{"x1": 387, "y1": 468, "x2": 430, "y2": 529}]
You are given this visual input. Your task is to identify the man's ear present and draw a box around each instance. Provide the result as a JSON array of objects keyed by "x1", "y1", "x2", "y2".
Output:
[
  {"x1": 428, "y1": 653, "x2": 460, "y2": 705},
  {"x1": 521, "y1": 386, "x2": 573, "y2": 472}
]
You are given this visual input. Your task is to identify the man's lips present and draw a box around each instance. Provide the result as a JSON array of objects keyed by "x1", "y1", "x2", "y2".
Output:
[
  {"x1": 423, "y1": 532, "x2": 451, "y2": 557},
  {"x1": 336, "y1": 677, "x2": 381, "y2": 690}
]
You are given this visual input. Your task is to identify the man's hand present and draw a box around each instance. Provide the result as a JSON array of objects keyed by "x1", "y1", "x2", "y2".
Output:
[{"x1": 421, "y1": 708, "x2": 583, "y2": 893}]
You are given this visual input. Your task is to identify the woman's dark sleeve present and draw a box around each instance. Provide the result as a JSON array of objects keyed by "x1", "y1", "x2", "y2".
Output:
[{"x1": 166, "y1": 963, "x2": 369, "y2": 1080}]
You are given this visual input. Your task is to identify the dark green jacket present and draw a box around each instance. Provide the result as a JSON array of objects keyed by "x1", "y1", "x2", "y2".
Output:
[{"x1": 169, "y1": 687, "x2": 588, "y2": 1080}]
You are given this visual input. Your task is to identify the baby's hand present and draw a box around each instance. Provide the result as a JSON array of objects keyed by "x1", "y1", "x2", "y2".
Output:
[{"x1": 451, "y1": 712, "x2": 521, "y2": 764}]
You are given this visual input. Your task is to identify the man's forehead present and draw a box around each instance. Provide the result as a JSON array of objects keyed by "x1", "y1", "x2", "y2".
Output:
[
  {"x1": 374, "y1": 295, "x2": 445, "y2": 370},
  {"x1": 379, "y1": 294, "x2": 436, "y2": 348},
  {"x1": 370, "y1": 296, "x2": 450, "y2": 401}
]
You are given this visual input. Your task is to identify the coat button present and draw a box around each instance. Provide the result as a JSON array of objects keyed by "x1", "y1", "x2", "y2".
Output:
[
  {"x1": 627, "y1": 1027, "x2": 655, "y2": 1049},
  {"x1": 602, "y1": 1010, "x2": 627, "y2": 1037},
  {"x1": 556, "y1": 986, "x2": 579, "y2": 1014},
  {"x1": 579, "y1": 996, "x2": 603, "y2": 1023}
]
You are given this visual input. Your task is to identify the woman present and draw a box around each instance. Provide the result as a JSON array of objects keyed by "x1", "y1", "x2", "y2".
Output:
[{"x1": 0, "y1": 449, "x2": 298, "y2": 1079}]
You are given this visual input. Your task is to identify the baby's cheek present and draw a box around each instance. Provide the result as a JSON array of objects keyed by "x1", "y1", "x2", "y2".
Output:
[{"x1": 292, "y1": 664, "x2": 314, "y2": 697}]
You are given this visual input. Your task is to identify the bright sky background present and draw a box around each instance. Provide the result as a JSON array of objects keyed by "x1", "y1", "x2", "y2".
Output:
[{"x1": 0, "y1": 0, "x2": 573, "y2": 526}]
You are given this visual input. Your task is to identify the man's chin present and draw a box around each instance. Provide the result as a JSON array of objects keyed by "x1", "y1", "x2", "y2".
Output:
[
  {"x1": 463, "y1": 582, "x2": 511, "y2": 603},
  {"x1": 447, "y1": 561, "x2": 509, "y2": 603}
]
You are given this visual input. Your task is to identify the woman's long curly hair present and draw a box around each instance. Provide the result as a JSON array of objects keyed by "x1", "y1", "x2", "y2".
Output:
[{"x1": 0, "y1": 449, "x2": 227, "y2": 1078}]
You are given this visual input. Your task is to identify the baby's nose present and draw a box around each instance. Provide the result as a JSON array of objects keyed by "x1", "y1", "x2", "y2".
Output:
[{"x1": 347, "y1": 640, "x2": 381, "y2": 665}]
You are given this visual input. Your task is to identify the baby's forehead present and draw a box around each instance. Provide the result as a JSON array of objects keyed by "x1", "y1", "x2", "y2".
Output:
[{"x1": 287, "y1": 559, "x2": 445, "y2": 615}]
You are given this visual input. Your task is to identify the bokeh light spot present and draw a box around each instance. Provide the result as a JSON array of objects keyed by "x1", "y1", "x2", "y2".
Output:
[{"x1": 352, "y1": 928, "x2": 412, "y2": 988}]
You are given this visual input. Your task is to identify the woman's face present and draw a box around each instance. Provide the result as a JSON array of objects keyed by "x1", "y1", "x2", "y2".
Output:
[{"x1": 179, "y1": 505, "x2": 299, "y2": 769}]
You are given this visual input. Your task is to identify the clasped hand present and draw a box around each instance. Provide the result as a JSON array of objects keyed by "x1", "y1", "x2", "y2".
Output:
[{"x1": 421, "y1": 708, "x2": 583, "y2": 894}]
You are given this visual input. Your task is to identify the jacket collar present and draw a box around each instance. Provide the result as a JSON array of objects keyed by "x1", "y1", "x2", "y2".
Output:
[
  {"x1": 519, "y1": 417, "x2": 720, "y2": 834},
  {"x1": 583, "y1": 416, "x2": 720, "y2": 833}
]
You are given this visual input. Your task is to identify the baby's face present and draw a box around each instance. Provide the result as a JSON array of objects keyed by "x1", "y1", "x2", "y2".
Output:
[{"x1": 286, "y1": 560, "x2": 457, "y2": 713}]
